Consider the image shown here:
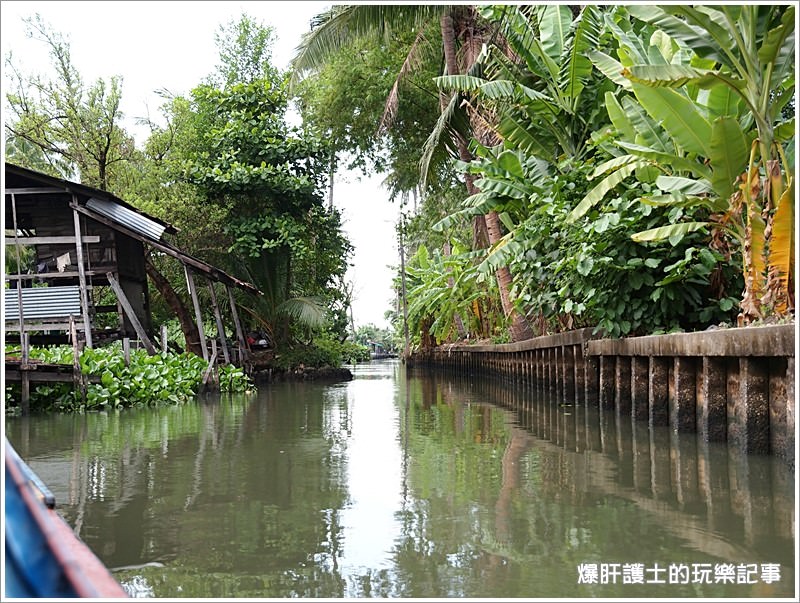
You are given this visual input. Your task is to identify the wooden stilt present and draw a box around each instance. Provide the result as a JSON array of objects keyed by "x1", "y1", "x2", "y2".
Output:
[
  {"x1": 226, "y1": 285, "x2": 248, "y2": 367},
  {"x1": 184, "y1": 266, "x2": 208, "y2": 361},
  {"x1": 106, "y1": 273, "x2": 156, "y2": 355},
  {"x1": 71, "y1": 200, "x2": 93, "y2": 348},
  {"x1": 207, "y1": 281, "x2": 230, "y2": 364},
  {"x1": 21, "y1": 332, "x2": 30, "y2": 415},
  {"x1": 70, "y1": 316, "x2": 86, "y2": 403}
]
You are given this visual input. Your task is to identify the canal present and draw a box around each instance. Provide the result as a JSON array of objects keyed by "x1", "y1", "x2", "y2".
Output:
[{"x1": 4, "y1": 360, "x2": 795, "y2": 598}]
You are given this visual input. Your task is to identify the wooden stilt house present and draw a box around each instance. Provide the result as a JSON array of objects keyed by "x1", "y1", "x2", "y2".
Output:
[{"x1": 4, "y1": 162, "x2": 259, "y2": 366}]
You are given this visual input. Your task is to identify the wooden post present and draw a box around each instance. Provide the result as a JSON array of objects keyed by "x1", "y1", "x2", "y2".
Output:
[
  {"x1": 71, "y1": 200, "x2": 93, "y2": 348},
  {"x1": 211, "y1": 339, "x2": 219, "y2": 386},
  {"x1": 207, "y1": 281, "x2": 230, "y2": 364},
  {"x1": 184, "y1": 266, "x2": 208, "y2": 361},
  {"x1": 670, "y1": 357, "x2": 697, "y2": 433},
  {"x1": 70, "y1": 316, "x2": 86, "y2": 403},
  {"x1": 161, "y1": 325, "x2": 168, "y2": 353},
  {"x1": 201, "y1": 343, "x2": 219, "y2": 392},
  {"x1": 10, "y1": 193, "x2": 26, "y2": 340},
  {"x1": 123, "y1": 338, "x2": 131, "y2": 366},
  {"x1": 106, "y1": 272, "x2": 156, "y2": 355},
  {"x1": 21, "y1": 332, "x2": 30, "y2": 415},
  {"x1": 226, "y1": 285, "x2": 248, "y2": 367}
]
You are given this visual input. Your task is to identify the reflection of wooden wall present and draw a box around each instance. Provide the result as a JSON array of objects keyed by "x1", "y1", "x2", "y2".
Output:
[
  {"x1": 407, "y1": 364, "x2": 796, "y2": 569},
  {"x1": 408, "y1": 325, "x2": 795, "y2": 465}
]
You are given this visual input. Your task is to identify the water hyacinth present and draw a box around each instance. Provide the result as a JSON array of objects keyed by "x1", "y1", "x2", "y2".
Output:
[{"x1": 5, "y1": 343, "x2": 254, "y2": 413}]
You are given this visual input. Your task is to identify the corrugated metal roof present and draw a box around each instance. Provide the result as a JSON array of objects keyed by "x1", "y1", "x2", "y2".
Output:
[
  {"x1": 86, "y1": 197, "x2": 166, "y2": 241},
  {"x1": 4, "y1": 286, "x2": 82, "y2": 321},
  {"x1": 5, "y1": 162, "x2": 178, "y2": 235}
]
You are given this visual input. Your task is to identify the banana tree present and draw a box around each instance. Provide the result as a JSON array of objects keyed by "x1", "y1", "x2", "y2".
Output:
[
  {"x1": 426, "y1": 4, "x2": 614, "y2": 333},
  {"x1": 404, "y1": 243, "x2": 497, "y2": 347},
  {"x1": 572, "y1": 5, "x2": 795, "y2": 320}
]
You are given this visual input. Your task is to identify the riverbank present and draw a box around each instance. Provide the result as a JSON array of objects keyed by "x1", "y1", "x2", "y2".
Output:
[
  {"x1": 409, "y1": 323, "x2": 796, "y2": 465},
  {"x1": 252, "y1": 364, "x2": 354, "y2": 383}
]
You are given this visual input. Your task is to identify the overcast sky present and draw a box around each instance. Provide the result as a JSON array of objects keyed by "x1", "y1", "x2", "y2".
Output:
[{"x1": 1, "y1": 0, "x2": 400, "y2": 330}]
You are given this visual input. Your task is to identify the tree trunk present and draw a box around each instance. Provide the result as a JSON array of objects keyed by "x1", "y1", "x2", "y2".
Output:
[
  {"x1": 484, "y1": 210, "x2": 533, "y2": 341},
  {"x1": 144, "y1": 257, "x2": 203, "y2": 357},
  {"x1": 441, "y1": 9, "x2": 529, "y2": 342}
]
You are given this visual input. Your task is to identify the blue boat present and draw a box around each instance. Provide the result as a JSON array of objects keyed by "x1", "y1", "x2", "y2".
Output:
[{"x1": 4, "y1": 437, "x2": 128, "y2": 598}]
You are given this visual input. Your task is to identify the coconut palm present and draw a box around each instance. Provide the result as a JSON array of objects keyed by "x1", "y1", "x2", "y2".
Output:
[{"x1": 292, "y1": 4, "x2": 534, "y2": 342}]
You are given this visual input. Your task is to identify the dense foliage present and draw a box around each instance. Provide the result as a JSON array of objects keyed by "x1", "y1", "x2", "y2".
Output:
[
  {"x1": 5, "y1": 5, "x2": 795, "y2": 375},
  {"x1": 295, "y1": 4, "x2": 794, "y2": 350},
  {"x1": 5, "y1": 13, "x2": 359, "y2": 390}
]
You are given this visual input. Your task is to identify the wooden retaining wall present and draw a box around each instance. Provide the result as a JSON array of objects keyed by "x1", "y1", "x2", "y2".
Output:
[{"x1": 407, "y1": 325, "x2": 795, "y2": 466}]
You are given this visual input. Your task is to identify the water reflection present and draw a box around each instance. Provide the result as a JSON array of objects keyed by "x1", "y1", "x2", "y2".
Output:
[{"x1": 4, "y1": 360, "x2": 795, "y2": 598}]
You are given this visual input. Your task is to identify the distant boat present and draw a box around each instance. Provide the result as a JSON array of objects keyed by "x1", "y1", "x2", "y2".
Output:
[{"x1": 4, "y1": 437, "x2": 129, "y2": 598}]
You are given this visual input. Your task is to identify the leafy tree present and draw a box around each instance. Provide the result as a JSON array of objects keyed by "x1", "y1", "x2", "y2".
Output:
[
  {"x1": 4, "y1": 14, "x2": 136, "y2": 192},
  {"x1": 354, "y1": 323, "x2": 395, "y2": 353},
  {"x1": 148, "y1": 14, "x2": 353, "y2": 348},
  {"x1": 293, "y1": 23, "x2": 453, "y2": 199},
  {"x1": 3, "y1": 14, "x2": 204, "y2": 353}
]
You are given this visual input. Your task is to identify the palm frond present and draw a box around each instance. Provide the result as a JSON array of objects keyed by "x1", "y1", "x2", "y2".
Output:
[
  {"x1": 278, "y1": 296, "x2": 328, "y2": 330},
  {"x1": 290, "y1": 4, "x2": 446, "y2": 86},
  {"x1": 378, "y1": 26, "x2": 433, "y2": 134},
  {"x1": 419, "y1": 92, "x2": 468, "y2": 188}
]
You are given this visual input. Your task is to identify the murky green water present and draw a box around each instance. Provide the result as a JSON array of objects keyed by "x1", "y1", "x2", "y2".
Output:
[{"x1": 5, "y1": 360, "x2": 795, "y2": 598}]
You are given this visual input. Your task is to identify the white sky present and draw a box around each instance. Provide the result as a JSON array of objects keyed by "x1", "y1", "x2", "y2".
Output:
[{"x1": 1, "y1": 0, "x2": 400, "y2": 330}]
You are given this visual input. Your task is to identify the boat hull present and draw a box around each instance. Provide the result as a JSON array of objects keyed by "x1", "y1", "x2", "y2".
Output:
[{"x1": 4, "y1": 438, "x2": 128, "y2": 598}]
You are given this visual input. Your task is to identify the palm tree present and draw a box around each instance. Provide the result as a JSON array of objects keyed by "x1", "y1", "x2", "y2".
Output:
[{"x1": 292, "y1": 4, "x2": 534, "y2": 342}]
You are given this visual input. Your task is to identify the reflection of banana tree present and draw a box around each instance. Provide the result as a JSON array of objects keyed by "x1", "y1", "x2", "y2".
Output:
[{"x1": 573, "y1": 5, "x2": 795, "y2": 320}]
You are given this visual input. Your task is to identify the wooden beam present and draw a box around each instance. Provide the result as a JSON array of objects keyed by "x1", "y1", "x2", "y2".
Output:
[
  {"x1": 9, "y1": 236, "x2": 100, "y2": 245},
  {"x1": 184, "y1": 266, "x2": 209, "y2": 361},
  {"x1": 10, "y1": 193, "x2": 27, "y2": 337},
  {"x1": 71, "y1": 203, "x2": 259, "y2": 294},
  {"x1": 72, "y1": 200, "x2": 93, "y2": 348},
  {"x1": 207, "y1": 281, "x2": 230, "y2": 364},
  {"x1": 227, "y1": 285, "x2": 248, "y2": 366},
  {"x1": 6, "y1": 269, "x2": 112, "y2": 281},
  {"x1": 106, "y1": 272, "x2": 156, "y2": 355},
  {"x1": 5, "y1": 321, "x2": 86, "y2": 332}
]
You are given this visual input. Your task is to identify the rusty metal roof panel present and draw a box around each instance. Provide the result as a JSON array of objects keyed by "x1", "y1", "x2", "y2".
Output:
[{"x1": 85, "y1": 197, "x2": 166, "y2": 241}]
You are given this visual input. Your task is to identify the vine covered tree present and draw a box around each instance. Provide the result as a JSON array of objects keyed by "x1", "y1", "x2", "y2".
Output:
[{"x1": 147, "y1": 14, "x2": 353, "y2": 348}]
